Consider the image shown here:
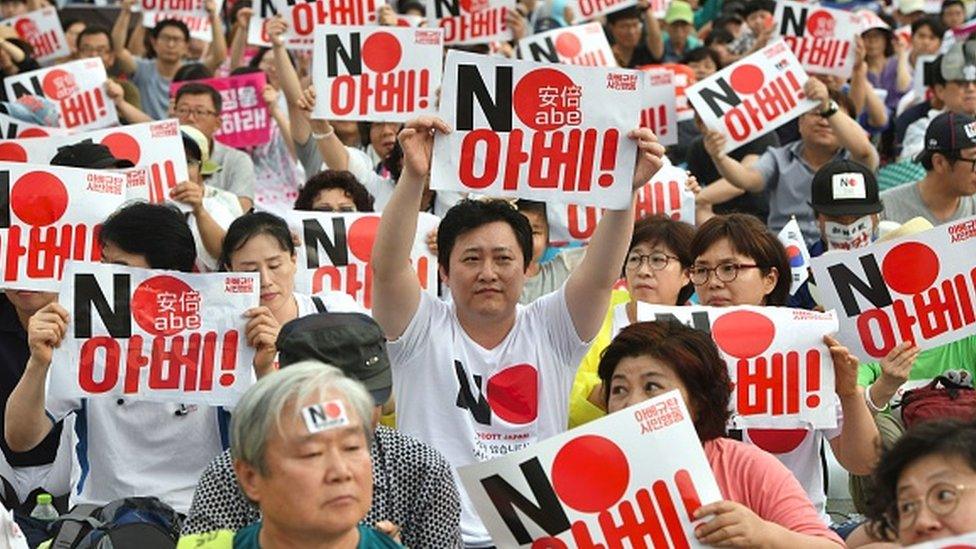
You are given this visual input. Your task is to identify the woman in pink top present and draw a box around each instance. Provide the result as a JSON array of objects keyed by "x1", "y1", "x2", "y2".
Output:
[{"x1": 599, "y1": 321, "x2": 844, "y2": 547}]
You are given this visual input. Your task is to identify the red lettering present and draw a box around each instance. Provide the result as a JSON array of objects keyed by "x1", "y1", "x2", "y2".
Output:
[
  {"x1": 79, "y1": 336, "x2": 120, "y2": 393},
  {"x1": 857, "y1": 308, "x2": 897, "y2": 358}
]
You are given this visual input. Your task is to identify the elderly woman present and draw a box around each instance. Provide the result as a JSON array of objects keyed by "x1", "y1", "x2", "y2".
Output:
[{"x1": 179, "y1": 362, "x2": 403, "y2": 548}]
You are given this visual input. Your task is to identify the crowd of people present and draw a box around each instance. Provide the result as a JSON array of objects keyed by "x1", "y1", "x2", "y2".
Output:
[{"x1": 0, "y1": 0, "x2": 973, "y2": 547}]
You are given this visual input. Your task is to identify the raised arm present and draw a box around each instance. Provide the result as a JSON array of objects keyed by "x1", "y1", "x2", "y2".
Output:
[
  {"x1": 228, "y1": 7, "x2": 252, "y2": 71},
  {"x1": 825, "y1": 335, "x2": 882, "y2": 476},
  {"x1": 370, "y1": 117, "x2": 450, "y2": 339},
  {"x1": 203, "y1": 0, "x2": 229, "y2": 72},
  {"x1": 645, "y1": 12, "x2": 664, "y2": 61},
  {"x1": 5, "y1": 303, "x2": 64, "y2": 453},
  {"x1": 295, "y1": 86, "x2": 348, "y2": 171},
  {"x1": 564, "y1": 128, "x2": 665, "y2": 341},
  {"x1": 805, "y1": 78, "x2": 879, "y2": 170},
  {"x1": 112, "y1": 0, "x2": 138, "y2": 75},
  {"x1": 703, "y1": 130, "x2": 767, "y2": 192}
]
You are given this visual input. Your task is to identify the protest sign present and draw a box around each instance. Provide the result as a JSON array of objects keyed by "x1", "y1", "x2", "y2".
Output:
[
  {"x1": 630, "y1": 304, "x2": 839, "y2": 428},
  {"x1": 570, "y1": 0, "x2": 637, "y2": 22},
  {"x1": 913, "y1": 54, "x2": 938, "y2": 105},
  {"x1": 311, "y1": 26, "x2": 443, "y2": 122},
  {"x1": 548, "y1": 159, "x2": 694, "y2": 246},
  {"x1": 640, "y1": 68, "x2": 678, "y2": 146},
  {"x1": 0, "y1": 119, "x2": 189, "y2": 205},
  {"x1": 425, "y1": 0, "x2": 513, "y2": 45},
  {"x1": 248, "y1": 0, "x2": 379, "y2": 50},
  {"x1": 1, "y1": 8, "x2": 70, "y2": 66},
  {"x1": 774, "y1": 1, "x2": 858, "y2": 78},
  {"x1": 432, "y1": 50, "x2": 641, "y2": 209},
  {"x1": 778, "y1": 217, "x2": 811, "y2": 295},
  {"x1": 687, "y1": 41, "x2": 817, "y2": 153},
  {"x1": 641, "y1": 62, "x2": 696, "y2": 122},
  {"x1": 811, "y1": 215, "x2": 976, "y2": 361},
  {"x1": 516, "y1": 22, "x2": 616, "y2": 67},
  {"x1": 171, "y1": 74, "x2": 271, "y2": 147},
  {"x1": 906, "y1": 532, "x2": 976, "y2": 548},
  {"x1": 894, "y1": 24, "x2": 911, "y2": 46},
  {"x1": 0, "y1": 112, "x2": 64, "y2": 139},
  {"x1": 0, "y1": 163, "x2": 127, "y2": 291},
  {"x1": 4, "y1": 58, "x2": 118, "y2": 131},
  {"x1": 458, "y1": 390, "x2": 722, "y2": 548},
  {"x1": 648, "y1": 0, "x2": 669, "y2": 18},
  {"x1": 142, "y1": 11, "x2": 212, "y2": 42},
  {"x1": 286, "y1": 211, "x2": 438, "y2": 309},
  {"x1": 50, "y1": 262, "x2": 259, "y2": 406}
]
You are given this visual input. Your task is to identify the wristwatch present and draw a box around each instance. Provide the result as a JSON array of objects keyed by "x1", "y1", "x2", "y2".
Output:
[{"x1": 819, "y1": 100, "x2": 839, "y2": 119}]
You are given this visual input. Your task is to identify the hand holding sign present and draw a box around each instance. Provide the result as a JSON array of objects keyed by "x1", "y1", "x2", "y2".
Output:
[
  {"x1": 824, "y1": 334, "x2": 859, "y2": 398},
  {"x1": 244, "y1": 306, "x2": 280, "y2": 378},
  {"x1": 693, "y1": 500, "x2": 773, "y2": 547},
  {"x1": 27, "y1": 302, "x2": 68, "y2": 369},
  {"x1": 402, "y1": 116, "x2": 451, "y2": 180},
  {"x1": 803, "y1": 77, "x2": 830, "y2": 110},
  {"x1": 630, "y1": 127, "x2": 666, "y2": 189}
]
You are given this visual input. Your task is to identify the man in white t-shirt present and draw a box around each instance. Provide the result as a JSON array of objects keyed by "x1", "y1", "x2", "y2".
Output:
[
  {"x1": 3, "y1": 203, "x2": 267, "y2": 514},
  {"x1": 371, "y1": 117, "x2": 666, "y2": 547}
]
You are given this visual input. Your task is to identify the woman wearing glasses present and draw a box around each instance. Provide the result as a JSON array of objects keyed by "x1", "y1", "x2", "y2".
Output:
[
  {"x1": 569, "y1": 215, "x2": 696, "y2": 427},
  {"x1": 690, "y1": 213, "x2": 881, "y2": 532},
  {"x1": 863, "y1": 419, "x2": 976, "y2": 546}
]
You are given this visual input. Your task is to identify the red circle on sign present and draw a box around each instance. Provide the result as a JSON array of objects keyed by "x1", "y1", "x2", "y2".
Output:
[
  {"x1": 513, "y1": 68, "x2": 578, "y2": 131},
  {"x1": 17, "y1": 128, "x2": 50, "y2": 138},
  {"x1": 486, "y1": 364, "x2": 538, "y2": 425},
  {"x1": 361, "y1": 32, "x2": 402, "y2": 73},
  {"x1": 100, "y1": 132, "x2": 141, "y2": 166},
  {"x1": 729, "y1": 64, "x2": 765, "y2": 95},
  {"x1": 712, "y1": 310, "x2": 775, "y2": 358},
  {"x1": 0, "y1": 143, "x2": 27, "y2": 162},
  {"x1": 881, "y1": 241, "x2": 939, "y2": 295},
  {"x1": 131, "y1": 275, "x2": 199, "y2": 336},
  {"x1": 347, "y1": 215, "x2": 380, "y2": 262},
  {"x1": 551, "y1": 435, "x2": 629, "y2": 513},
  {"x1": 746, "y1": 428, "x2": 809, "y2": 454},
  {"x1": 806, "y1": 11, "x2": 836, "y2": 39},
  {"x1": 41, "y1": 69, "x2": 78, "y2": 101},
  {"x1": 10, "y1": 171, "x2": 68, "y2": 226},
  {"x1": 325, "y1": 401, "x2": 342, "y2": 418},
  {"x1": 458, "y1": 0, "x2": 488, "y2": 13},
  {"x1": 554, "y1": 32, "x2": 582, "y2": 58}
]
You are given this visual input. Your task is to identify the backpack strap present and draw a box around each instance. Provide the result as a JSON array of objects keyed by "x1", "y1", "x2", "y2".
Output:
[
  {"x1": 49, "y1": 504, "x2": 103, "y2": 549},
  {"x1": 311, "y1": 296, "x2": 327, "y2": 313}
]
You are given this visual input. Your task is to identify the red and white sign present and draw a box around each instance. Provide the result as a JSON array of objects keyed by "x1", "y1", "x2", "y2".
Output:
[
  {"x1": 631, "y1": 304, "x2": 839, "y2": 428},
  {"x1": 4, "y1": 58, "x2": 118, "y2": 131},
  {"x1": 640, "y1": 68, "x2": 678, "y2": 146},
  {"x1": 171, "y1": 74, "x2": 271, "y2": 147},
  {"x1": 135, "y1": 0, "x2": 220, "y2": 15},
  {"x1": 142, "y1": 11, "x2": 212, "y2": 42},
  {"x1": 774, "y1": 1, "x2": 858, "y2": 78},
  {"x1": 548, "y1": 160, "x2": 695, "y2": 246},
  {"x1": 0, "y1": 112, "x2": 65, "y2": 139},
  {"x1": 0, "y1": 163, "x2": 127, "y2": 291},
  {"x1": 811, "y1": 215, "x2": 976, "y2": 362},
  {"x1": 432, "y1": 50, "x2": 641, "y2": 209},
  {"x1": 248, "y1": 0, "x2": 380, "y2": 50},
  {"x1": 894, "y1": 24, "x2": 912, "y2": 46},
  {"x1": 687, "y1": 41, "x2": 817, "y2": 153},
  {"x1": 640, "y1": 62, "x2": 696, "y2": 122},
  {"x1": 286, "y1": 211, "x2": 439, "y2": 310},
  {"x1": 1, "y1": 8, "x2": 70, "y2": 66},
  {"x1": 571, "y1": 0, "x2": 637, "y2": 22},
  {"x1": 312, "y1": 26, "x2": 443, "y2": 122},
  {"x1": 0, "y1": 119, "x2": 189, "y2": 206},
  {"x1": 425, "y1": 0, "x2": 513, "y2": 45},
  {"x1": 50, "y1": 262, "x2": 259, "y2": 406},
  {"x1": 458, "y1": 390, "x2": 722, "y2": 548},
  {"x1": 906, "y1": 532, "x2": 976, "y2": 548},
  {"x1": 516, "y1": 23, "x2": 616, "y2": 67}
]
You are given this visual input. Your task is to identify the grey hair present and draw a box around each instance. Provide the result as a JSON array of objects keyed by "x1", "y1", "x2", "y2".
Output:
[{"x1": 230, "y1": 360, "x2": 375, "y2": 475}]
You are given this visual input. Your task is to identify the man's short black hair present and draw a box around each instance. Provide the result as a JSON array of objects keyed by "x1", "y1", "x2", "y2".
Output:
[
  {"x1": 682, "y1": 46, "x2": 722, "y2": 68},
  {"x1": 99, "y1": 203, "x2": 196, "y2": 272},
  {"x1": 76, "y1": 26, "x2": 113, "y2": 50},
  {"x1": 175, "y1": 82, "x2": 222, "y2": 113},
  {"x1": 704, "y1": 29, "x2": 735, "y2": 47},
  {"x1": 152, "y1": 18, "x2": 191, "y2": 42},
  {"x1": 436, "y1": 199, "x2": 534, "y2": 274},
  {"x1": 606, "y1": 6, "x2": 642, "y2": 25},
  {"x1": 943, "y1": 0, "x2": 965, "y2": 13},
  {"x1": 913, "y1": 14, "x2": 948, "y2": 39},
  {"x1": 743, "y1": 0, "x2": 775, "y2": 16}
]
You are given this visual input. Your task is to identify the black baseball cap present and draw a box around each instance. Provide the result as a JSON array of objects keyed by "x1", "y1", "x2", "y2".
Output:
[
  {"x1": 917, "y1": 111, "x2": 976, "y2": 165},
  {"x1": 810, "y1": 159, "x2": 882, "y2": 216},
  {"x1": 277, "y1": 312, "x2": 392, "y2": 406},
  {"x1": 50, "y1": 139, "x2": 135, "y2": 169}
]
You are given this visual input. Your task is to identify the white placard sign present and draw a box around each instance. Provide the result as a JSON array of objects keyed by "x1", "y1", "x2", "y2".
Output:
[{"x1": 4, "y1": 58, "x2": 119, "y2": 131}]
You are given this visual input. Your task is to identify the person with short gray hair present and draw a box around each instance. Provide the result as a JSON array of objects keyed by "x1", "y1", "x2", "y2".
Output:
[{"x1": 180, "y1": 361, "x2": 402, "y2": 548}]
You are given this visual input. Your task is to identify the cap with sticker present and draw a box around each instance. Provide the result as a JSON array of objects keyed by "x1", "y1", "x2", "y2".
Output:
[
  {"x1": 831, "y1": 172, "x2": 867, "y2": 200},
  {"x1": 302, "y1": 399, "x2": 350, "y2": 434}
]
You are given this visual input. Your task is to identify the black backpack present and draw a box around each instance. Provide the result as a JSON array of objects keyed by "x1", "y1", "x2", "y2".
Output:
[{"x1": 46, "y1": 497, "x2": 180, "y2": 549}]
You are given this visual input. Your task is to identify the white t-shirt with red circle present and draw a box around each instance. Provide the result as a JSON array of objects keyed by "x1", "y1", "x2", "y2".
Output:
[{"x1": 388, "y1": 285, "x2": 590, "y2": 548}]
